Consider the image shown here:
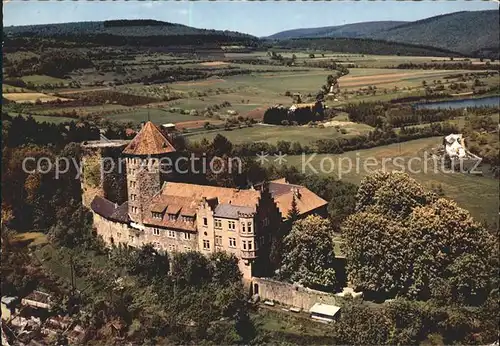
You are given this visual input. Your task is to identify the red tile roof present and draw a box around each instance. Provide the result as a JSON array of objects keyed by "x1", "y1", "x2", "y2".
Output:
[
  {"x1": 122, "y1": 121, "x2": 176, "y2": 156},
  {"x1": 268, "y1": 180, "x2": 327, "y2": 218}
]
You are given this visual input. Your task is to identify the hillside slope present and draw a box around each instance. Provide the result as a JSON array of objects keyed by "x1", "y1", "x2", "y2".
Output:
[
  {"x1": 267, "y1": 10, "x2": 499, "y2": 56},
  {"x1": 367, "y1": 10, "x2": 499, "y2": 56},
  {"x1": 267, "y1": 21, "x2": 406, "y2": 40},
  {"x1": 4, "y1": 19, "x2": 255, "y2": 39}
]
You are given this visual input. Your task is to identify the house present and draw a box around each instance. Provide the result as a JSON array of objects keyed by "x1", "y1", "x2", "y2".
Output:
[
  {"x1": 309, "y1": 303, "x2": 341, "y2": 323},
  {"x1": 88, "y1": 121, "x2": 286, "y2": 279},
  {"x1": 21, "y1": 291, "x2": 51, "y2": 311},
  {"x1": 267, "y1": 178, "x2": 328, "y2": 220}
]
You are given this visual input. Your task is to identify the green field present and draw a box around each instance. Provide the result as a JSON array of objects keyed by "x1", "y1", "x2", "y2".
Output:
[
  {"x1": 103, "y1": 108, "x2": 202, "y2": 124},
  {"x1": 187, "y1": 121, "x2": 373, "y2": 144},
  {"x1": 21, "y1": 74, "x2": 68, "y2": 85},
  {"x1": 268, "y1": 137, "x2": 498, "y2": 225}
]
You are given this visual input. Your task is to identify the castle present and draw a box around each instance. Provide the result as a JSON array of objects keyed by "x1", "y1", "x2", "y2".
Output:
[{"x1": 83, "y1": 122, "x2": 327, "y2": 279}]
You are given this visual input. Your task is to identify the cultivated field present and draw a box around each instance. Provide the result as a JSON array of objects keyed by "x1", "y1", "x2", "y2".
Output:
[{"x1": 3, "y1": 92, "x2": 72, "y2": 103}]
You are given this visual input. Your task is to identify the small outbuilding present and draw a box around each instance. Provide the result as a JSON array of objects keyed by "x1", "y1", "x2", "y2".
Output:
[{"x1": 309, "y1": 303, "x2": 340, "y2": 323}]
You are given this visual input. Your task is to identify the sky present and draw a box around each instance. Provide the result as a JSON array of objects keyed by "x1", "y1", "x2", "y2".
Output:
[{"x1": 3, "y1": 1, "x2": 499, "y2": 37}]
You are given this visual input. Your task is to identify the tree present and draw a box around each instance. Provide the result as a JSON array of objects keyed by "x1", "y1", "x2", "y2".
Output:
[
  {"x1": 280, "y1": 215, "x2": 337, "y2": 290},
  {"x1": 286, "y1": 194, "x2": 299, "y2": 222},
  {"x1": 210, "y1": 134, "x2": 233, "y2": 157},
  {"x1": 342, "y1": 172, "x2": 497, "y2": 303},
  {"x1": 171, "y1": 251, "x2": 211, "y2": 287},
  {"x1": 209, "y1": 251, "x2": 242, "y2": 286}
]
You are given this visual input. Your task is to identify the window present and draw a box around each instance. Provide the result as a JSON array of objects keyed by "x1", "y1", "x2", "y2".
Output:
[
  {"x1": 130, "y1": 181, "x2": 136, "y2": 188},
  {"x1": 214, "y1": 219, "x2": 222, "y2": 229},
  {"x1": 168, "y1": 230, "x2": 176, "y2": 238},
  {"x1": 203, "y1": 217, "x2": 208, "y2": 226},
  {"x1": 153, "y1": 228, "x2": 160, "y2": 236},
  {"x1": 203, "y1": 240, "x2": 210, "y2": 250},
  {"x1": 168, "y1": 244, "x2": 176, "y2": 252},
  {"x1": 242, "y1": 240, "x2": 247, "y2": 250},
  {"x1": 130, "y1": 194, "x2": 136, "y2": 201},
  {"x1": 228, "y1": 221, "x2": 236, "y2": 230},
  {"x1": 241, "y1": 222, "x2": 246, "y2": 232},
  {"x1": 132, "y1": 207, "x2": 138, "y2": 214},
  {"x1": 248, "y1": 241, "x2": 253, "y2": 250},
  {"x1": 229, "y1": 237, "x2": 236, "y2": 248},
  {"x1": 215, "y1": 235, "x2": 222, "y2": 246},
  {"x1": 152, "y1": 212, "x2": 162, "y2": 219},
  {"x1": 184, "y1": 245, "x2": 191, "y2": 251},
  {"x1": 247, "y1": 222, "x2": 252, "y2": 233},
  {"x1": 154, "y1": 242, "x2": 161, "y2": 249},
  {"x1": 168, "y1": 214, "x2": 176, "y2": 221},
  {"x1": 129, "y1": 235, "x2": 134, "y2": 243},
  {"x1": 184, "y1": 232, "x2": 191, "y2": 240},
  {"x1": 117, "y1": 232, "x2": 121, "y2": 238}
]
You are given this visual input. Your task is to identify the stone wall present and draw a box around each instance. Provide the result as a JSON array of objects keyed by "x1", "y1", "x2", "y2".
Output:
[
  {"x1": 250, "y1": 277, "x2": 339, "y2": 311},
  {"x1": 81, "y1": 143, "x2": 128, "y2": 208}
]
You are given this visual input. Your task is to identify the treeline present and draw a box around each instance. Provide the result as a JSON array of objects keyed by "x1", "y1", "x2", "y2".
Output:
[
  {"x1": 2, "y1": 113, "x2": 99, "y2": 148},
  {"x1": 65, "y1": 90, "x2": 160, "y2": 106},
  {"x1": 226, "y1": 122, "x2": 459, "y2": 158},
  {"x1": 267, "y1": 37, "x2": 463, "y2": 57},
  {"x1": 263, "y1": 104, "x2": 325, "y2": 125},
  {"x1": 5, "y1": 50, "x2": 94, "y2": 78},
  {"x1": 345, "y1": 101, "x2": 463, "y2": 127},
  {"x1": 4, "y1": 34, "x2": 257, "y2": 51},
  {"x1": 394, "y1": 62, "x2": 500, "y2": 71},
  {"x1": 1, "y1": 115, "x2": 100, "y2": 231}
]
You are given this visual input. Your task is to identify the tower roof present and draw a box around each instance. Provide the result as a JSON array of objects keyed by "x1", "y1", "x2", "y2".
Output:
[{"x1": 122, "y1": 121, "x2": 176, "y2": 156}]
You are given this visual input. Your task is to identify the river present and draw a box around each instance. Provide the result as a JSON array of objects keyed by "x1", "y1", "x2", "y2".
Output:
[{"x1": 414, "y1": 95, "x2": 499, "y2": 110}]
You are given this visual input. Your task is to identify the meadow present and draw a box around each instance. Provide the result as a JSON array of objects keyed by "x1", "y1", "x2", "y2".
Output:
[
  {"x1": 186, "y1": 121, "x2": 373, "y2": 144},
  {"x1": 268, "y1": 137, "x2": 498, "y2": 226}
]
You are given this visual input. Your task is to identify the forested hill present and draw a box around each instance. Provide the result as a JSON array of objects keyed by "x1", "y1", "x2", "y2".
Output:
[
  {"x1": 367, "y1": 10, "x2": 500, "y2": 57},
  {"x1": 266, "y1": 21, "x2": 406, "y2": 40},
  {"x1": 3, "y1": 19, "x2": 257, "y2": 47},
  {"x1": 4, "y1": 19, "x2": 254, "y2": 38},
  {"x1": 269, "y1": 37, "x2": 464, "y2": 57},
  {"x1": 267, "y1": 10, "x2": 499, "y2": 57}
]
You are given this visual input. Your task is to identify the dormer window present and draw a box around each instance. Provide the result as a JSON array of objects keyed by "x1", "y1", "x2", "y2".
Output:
[
  {"x1": 168, "y1": 213, "x2": 177, "y2": 221},
  {"x1": 152, "y1": 212, "x2": 162, "y2": 219}
]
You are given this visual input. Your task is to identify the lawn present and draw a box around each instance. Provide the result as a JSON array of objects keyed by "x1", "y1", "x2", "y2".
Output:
[
  {"x1": 186, "y1": 122, "x2": 373, "y2": 144},
  {"x1": 21, "y1": 74, "x2": 68, "y2": 86},
  {"x1": 252, "y1": 308, "x2": 334, "y2": 343},
  {"x1": 29, "y1": 115, "x2": 78, "y2": 124},
  {"x1": 103, "y1": 108, "x2": 203, "y2": 124},
  {"x1": 272, "y1": 137, "x2": 498, "y2": 225}
]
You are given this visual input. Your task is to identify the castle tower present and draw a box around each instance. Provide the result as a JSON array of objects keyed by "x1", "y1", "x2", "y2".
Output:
[{"x1": 122, "y1": 121, "x2": 176, "y2": 223}]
